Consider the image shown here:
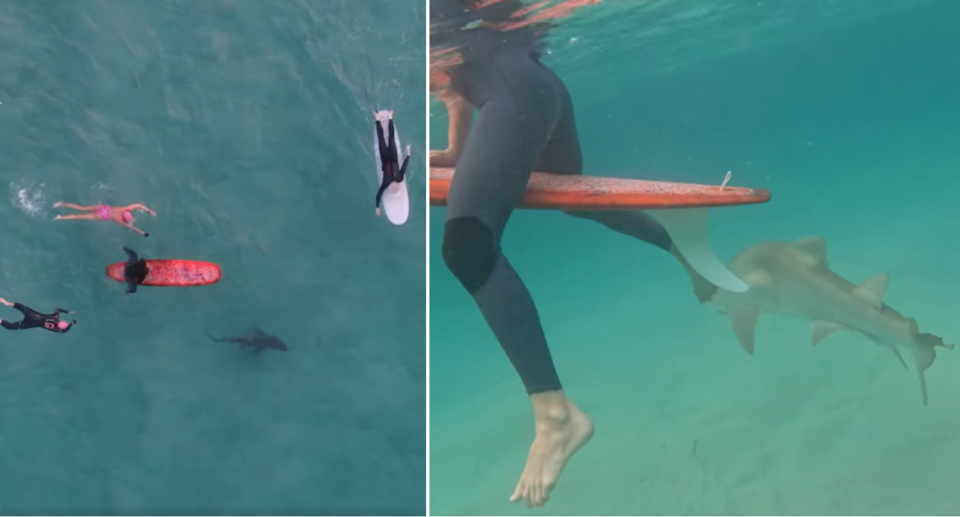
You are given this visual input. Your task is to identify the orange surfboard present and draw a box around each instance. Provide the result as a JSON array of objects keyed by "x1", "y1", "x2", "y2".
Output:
[
  {"x1": 105, "y1": 259, "x2": 222, "y2": 287},
  {"x1": 429, "y1": 168, "x2": 771, "y2": 210}
]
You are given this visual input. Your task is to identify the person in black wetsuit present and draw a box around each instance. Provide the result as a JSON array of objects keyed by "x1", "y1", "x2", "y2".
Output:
[
  {"x1": 123, "y1": 246, "x2": 149, "y2": 294},
  {"x1": 430, "y1": 0, "x2": 719, "y2": 509},
  {"x1": 375, "y1": 111, "x2": 412, "y2": 216},
  {"x1": 0, "y1": 297, "x2": 76, "y2": 333}
]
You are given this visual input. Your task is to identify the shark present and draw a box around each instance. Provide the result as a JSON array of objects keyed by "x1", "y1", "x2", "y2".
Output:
[
  {"x1": 204, "y1": 329, "x2": 289, "y2": 353},
  {"x1": 708, "y1": 236, "x2": 952, "y2": 406}
]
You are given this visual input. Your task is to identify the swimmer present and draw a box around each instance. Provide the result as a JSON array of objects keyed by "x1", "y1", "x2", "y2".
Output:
[
  {"x1": 431, "y1": 0, "x2": 717, "y2": 508},
  {"x1": 52, "y1": 202, "x2": 156, "y2": 237},
  {"x1": 0, "y1": 298, "x2": 75, "y2": 333},
  {"x1": 374, "y1": 110, "x2": 412, "y2": 217},
  {"x1": 122, "y1": 247, "x2": 149, "y2": 295}
]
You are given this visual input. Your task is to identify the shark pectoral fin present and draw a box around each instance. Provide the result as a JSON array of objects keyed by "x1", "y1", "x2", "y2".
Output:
[
  {"x1": 792, "y1": 237, "x2": 829, "y2": 268},
  {"x1": 729, "y1": 305, "x2": 760, "y2": 355},
  {"x1": 892, "y1": 348, "x2": 908, "y2": 370},
  {"x1": 811, "y1": 320, "x2": 848, "y2": 346},
  {"x1": 852, "y1": 273, "x2": 888, "y2": 309},
  {"x1": 648, "y1": 208, "x2": 749, "y2": 293}
]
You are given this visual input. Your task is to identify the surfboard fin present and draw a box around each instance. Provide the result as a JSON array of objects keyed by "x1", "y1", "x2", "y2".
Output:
[{"x1": 648, "y1": 208, "x2": 749, "y2": 293}]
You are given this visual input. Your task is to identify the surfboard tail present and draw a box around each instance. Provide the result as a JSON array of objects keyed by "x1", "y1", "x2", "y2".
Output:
[{"x1": 648, "y1": 208, "x2": 749, "y2": 294}]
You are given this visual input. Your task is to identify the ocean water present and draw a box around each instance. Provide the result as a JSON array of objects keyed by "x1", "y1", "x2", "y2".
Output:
[
  {"x1": 0, "y1": 0, "x2": 425, "y2": 514},
  {"x1": 429, "y1": 0, "x2": 960, "y2": 514}
]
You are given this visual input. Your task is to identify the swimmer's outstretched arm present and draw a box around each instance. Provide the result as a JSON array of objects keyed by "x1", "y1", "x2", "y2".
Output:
[
  {"x1": 124, "y1": 204, "x2": 156, "y2": 216},
  {"x1": 52, "y1": 202, "x2": 99, "y2": 211},
  {"x1": 119, "y1": 221, "x2": 149, "y2": 237},
  {"x1": 0, "y1": 298, "x2": 12, "y2": 307}
]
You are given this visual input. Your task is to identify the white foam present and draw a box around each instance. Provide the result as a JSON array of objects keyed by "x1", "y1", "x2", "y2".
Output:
[{"x1": 9, "y1": 181, "x2": 47, "y2": 217}]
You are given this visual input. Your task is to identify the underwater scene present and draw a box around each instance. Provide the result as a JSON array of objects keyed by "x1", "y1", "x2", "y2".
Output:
[{"x1": 429, "y1": 0, "x2": 960, "y2": 514}]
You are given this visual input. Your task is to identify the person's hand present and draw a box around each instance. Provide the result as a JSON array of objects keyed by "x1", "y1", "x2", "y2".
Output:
[
  {"x1": 405, "y1": 145, "x2": 411, "y2": 157},
  {"x1": 0, "y1": 298, "x2": 12, "y2": 307},
  {"x1": 376, "y1": 207, "x2": 382, "y2": 217},
  {"x1": 53, "y1": 215, "x2": 62, "y2": 220},
  {"x1": 53, "y1": 202, "x2": 63, "y2": 208},
  {"x1": 430, "y1": 149, "x2": 457, "y2": 168}
]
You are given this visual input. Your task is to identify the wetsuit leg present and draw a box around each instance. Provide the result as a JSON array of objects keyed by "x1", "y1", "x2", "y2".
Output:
[
  {"x1": 375, "y1": 120, "x2": 390, "y2": 159},
  {"x1": 442, "y1": 53, "x2": 564, "y2": 394},
  {"x1": 0, "y1": 320, "x2": 24, "y2": 330},
  {"x1": 387, "y1": 119, "x2": 397, "y2": 161},
  {"x1": 4, "y1": 304, "x2": 42, "y2": 330},
  {"x1": 397, "y1": 154, "x2": 410, "y2": 182},
  {"x1": 13, "y1": 303, "x2": 35, "y2": 318},
  {"x1": 375, "y1": 175, "x2": 392, "y2": 208},
  {"x1": 533, "y1": 67, "x2": 673, "y2": 251}
]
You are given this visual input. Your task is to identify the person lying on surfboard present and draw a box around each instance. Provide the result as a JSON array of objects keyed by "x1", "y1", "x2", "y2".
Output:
[
  {"x1": 374, "y1": 110, "x2": 412, "y2": 217},
  {"x1": 122, "y1": 247, "x2": 149, "y2": 295},
  {"x1": 0, "y1": 297, "x2": 76, "y2": 333},
  {"x1": 52, "y1": 201, "x2": 156, "y2": 237},
  {"x1": 430, "y1": 0, "x2": 720, "y2": 509}
]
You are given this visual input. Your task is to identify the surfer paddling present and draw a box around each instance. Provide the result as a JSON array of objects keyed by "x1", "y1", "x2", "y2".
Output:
[
  {"x1": 374, "y1": 110, "x2": 411, "y2": 216},
  {"x1": 53, "y1": 202, "x2": 155, "y2": 237},
  {"x1": 0, "y1": 298, "x2": 76, "y2": 333},
  {"x1": 430, "y1": 0, "x2": 720, "y2": 508}
]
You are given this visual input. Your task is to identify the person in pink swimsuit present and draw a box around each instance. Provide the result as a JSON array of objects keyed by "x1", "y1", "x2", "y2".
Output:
[{"x1": 52, "y1": 202, "x2": 156, "y2": 237}]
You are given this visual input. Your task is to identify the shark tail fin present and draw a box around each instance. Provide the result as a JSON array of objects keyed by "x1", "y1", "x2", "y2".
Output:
[{"x1": 909, "y1": 327, "x2": 953, "y2": 407}]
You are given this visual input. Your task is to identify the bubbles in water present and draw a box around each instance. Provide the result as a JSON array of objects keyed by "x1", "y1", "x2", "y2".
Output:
[
  {"x1": 9, "y1": 181, "x2": 47, "y2": 217},
  {"x1": 90, "y1": 182, "x2": 113, "y2": 204}
]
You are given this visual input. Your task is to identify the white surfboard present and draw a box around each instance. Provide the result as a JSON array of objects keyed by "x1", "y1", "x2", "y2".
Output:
[{"x1": 374, "y1": 110, "x2": 410, "y2": 225}]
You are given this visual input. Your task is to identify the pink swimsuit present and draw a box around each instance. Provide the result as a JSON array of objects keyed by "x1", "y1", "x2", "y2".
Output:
[{"x1": 97, "y1": 205, "x2": 111, "y2": 220}]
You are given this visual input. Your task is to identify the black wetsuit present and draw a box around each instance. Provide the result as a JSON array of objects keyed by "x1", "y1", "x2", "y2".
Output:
[
  {"x1": 375, "y1": 118, "x2": 410, "y2": 209},
  {"x1": 123, "y1": 246, "x2": 149, "y2": 294},
  {"x1": 433, "y1": 1, "x2": 675, "y2": 394},
  {"x1": 0, "y1": 303, "x2": 74, "y2": 333}
]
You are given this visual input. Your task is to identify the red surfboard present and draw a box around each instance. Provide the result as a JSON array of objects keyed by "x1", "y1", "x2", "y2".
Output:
[
  {"x1": 105, "y1": 259, "x2": 222, "y2": 287},
  {"x1": 429, "y1": 167, "x2": 771, "y2": 210}
]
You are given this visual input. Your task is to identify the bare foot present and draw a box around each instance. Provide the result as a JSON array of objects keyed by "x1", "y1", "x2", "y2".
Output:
[
  {"x1": 430, "y1": 149, "x2": 457, "y2": 168},
  {"x1": 510, "y1": 392, "x2": 594, "y2": 508}
]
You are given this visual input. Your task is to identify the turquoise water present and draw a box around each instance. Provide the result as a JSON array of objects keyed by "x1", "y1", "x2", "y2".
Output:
[
  {"x1": 0, "y1": 1, "x2": 425, "y2": 514},
  {"x1": 429, "y1": 0, "x2": 960, "y2": 514}
]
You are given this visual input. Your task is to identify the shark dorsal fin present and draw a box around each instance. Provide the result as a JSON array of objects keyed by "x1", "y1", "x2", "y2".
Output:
[
  {"x1": 792, "y1": 237, "x2": 828, "y2": 268},
  {"x1": 852, "y1": 273, "x2": 888, "y2": 309}
]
